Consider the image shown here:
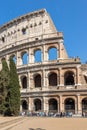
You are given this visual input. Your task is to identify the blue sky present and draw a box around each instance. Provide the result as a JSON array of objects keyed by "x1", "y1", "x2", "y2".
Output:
[{"x1": 0, "y1": 0, "x2": 87, "y2": 63}]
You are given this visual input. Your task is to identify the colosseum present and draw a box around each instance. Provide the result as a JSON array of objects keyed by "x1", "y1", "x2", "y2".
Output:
[{"x1": 0, "y1": 9, "x2": 87, "y2": 116}]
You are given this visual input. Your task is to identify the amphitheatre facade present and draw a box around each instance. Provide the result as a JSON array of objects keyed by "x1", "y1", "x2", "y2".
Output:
[{"x1": 0, "y1": 9, "x2": 87, "y2": 115}]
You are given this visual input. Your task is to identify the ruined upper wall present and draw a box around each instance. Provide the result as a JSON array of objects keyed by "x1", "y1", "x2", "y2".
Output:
[{"x1": 0, "y1": 9, "x2": 62, "y2": 50}]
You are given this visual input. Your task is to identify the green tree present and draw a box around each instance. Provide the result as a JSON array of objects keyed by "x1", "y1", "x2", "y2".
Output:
[
  {"x1": 2, "y1": 59, "x2": 9, "y2": 74},
  {"x1": 9, "y1": 57, "x2": 20, "y2": 116},
  {"x1": 0, "y1": 59, "x2": 9, "y2": 115}
]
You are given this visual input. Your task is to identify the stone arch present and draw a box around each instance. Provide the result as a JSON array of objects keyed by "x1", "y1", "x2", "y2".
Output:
[
  {"x1": 48, "y1": 72, "x2": 57, "y2": 86},
  {"x1": 64, "y1": 98, "x2": 75, "y2": 113},
  {"x1": 82, "y1": 98, "x2": 87, "y2": 113},
  {"x1": 21, "y1": 100, "x2": 28, "y2": 111},
  {"x1": 34, "y1": 49, "x2": 42, "y2": 63},
  {"x1": 48, "y1": 98, "x2": 58, "y2": 113},
  {"x1": 21, "y1": 76, "x2": 27, "y2": 89},
  {"x1": 64, "y1": 71, "x2": 75, "y2": 85},
  {"x1": 48, "y1": 47, "x2": 57, "y2": 61},
  {"x1": 34, "y1": 74, "x2": 41, "y2": 88},
  {"x1": 21, "y1": 51, "x2": 28, "y2": 65},
  {"x1": 34, "y1": 98, "x2": 42, "y2": 111}
]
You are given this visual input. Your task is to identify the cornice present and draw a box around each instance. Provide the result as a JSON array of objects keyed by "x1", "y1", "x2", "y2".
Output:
[{"x1": 0, "y1": 9, "x2": 46, "y2": 31}]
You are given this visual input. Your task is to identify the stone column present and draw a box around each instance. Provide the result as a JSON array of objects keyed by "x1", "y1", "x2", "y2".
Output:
[
  {"x1": 77, "y1": 94, "x2": 82, "y2": 114},
  {"x1": 28, "y1": 48, "x2": 34, "y2": 64},
  {"x1": 43, "y1": 45, "x2": 48, "y2": 63},
  {"x1": 75, "y1": 99, "x2": 78, "y2": 114},
  {"x1": 59, "y1": 95, "x2": 63, "y2": 112},
  {"x1": 29, "y1": 73, "x2": 34, "y2": 89},
  {"x1": 58, "y1": 40, "x2": 64, "y2": 59},
  {"x1": 16, "y1": 51, "x2": 22, "y2": 66},
  {"x1": 6, "y1": 54, "x2": 9, "y2": 66},
  {"x1": 27, "y1": 72, "x2": 30, "y2": 91},
  {"x1": 59, "y1": 68, "x2": 64, "y2": 87},
  {"x1": 43, "y1": 97, "x2": 49, "y2": 114},
  {"x1": 76, "y1": 65, "x2": 81, "y2": 85},
  {"x1": 29, "y1": 97, "x2": 33, "y2": 112},
  {"x1": 42, "y1": 69, "x2": 46, "y2": 89},
  {"x1": 20, "y1": 104, "x2": 22, "y2": 112},
  {"x1": 28, "y1": 48, "x2": 30, "y2": 64}
]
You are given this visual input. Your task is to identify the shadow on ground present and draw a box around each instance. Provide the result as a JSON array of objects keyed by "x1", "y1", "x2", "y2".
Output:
[{"x1": 29, "y1": 128, "x2": 46, "y2": 130}]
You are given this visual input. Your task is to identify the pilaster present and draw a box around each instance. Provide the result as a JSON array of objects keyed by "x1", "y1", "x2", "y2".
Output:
[
  {"x1": 77, "y1": 94, "x2": 82, "y2": 114},
  {"x1": 43, "y1": 97, "x2": 49, "y2": 114},
  {"x1": 59, "y1": 95, "x2": 63, "y2": 112}
]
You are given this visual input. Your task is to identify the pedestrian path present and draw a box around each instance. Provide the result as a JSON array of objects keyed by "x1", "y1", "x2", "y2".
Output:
[{"x1": 0, "y1": 116, "x2": 26, "y2": 130}]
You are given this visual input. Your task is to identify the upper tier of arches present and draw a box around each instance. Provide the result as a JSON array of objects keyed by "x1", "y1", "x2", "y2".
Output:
[{"x1": 1, "y1": 46, "x2": 60, "y2": 66}]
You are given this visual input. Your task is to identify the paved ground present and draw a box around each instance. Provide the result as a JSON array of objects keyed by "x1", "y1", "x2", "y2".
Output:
[{"x1": 0, "y1": 117, "x2": 87, "y2": 130}]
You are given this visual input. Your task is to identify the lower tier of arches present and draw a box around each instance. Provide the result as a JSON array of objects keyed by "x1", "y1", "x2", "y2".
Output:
[{"x1": 20, "y1": 95, "x2": 87, "y2": 115}]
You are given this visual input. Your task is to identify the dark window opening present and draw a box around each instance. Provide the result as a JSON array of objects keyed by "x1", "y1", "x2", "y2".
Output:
[
  {"x1": 82, "y1": 98, "x2": 87, "y2": 112},
  {"x1": 49, "y1": 99, "x2": 58, "y2": 112},
  {"x1": 22, "y1": 100, "x2": 28, "y2": 110},
  {"x1": 49, "y1": 73, "x2": 57, "y2": 86},
  {"x1": 22, "y1": 76, "x2": 27, "y2": 89},
  {"x1": 35, "y1": 38, "x2": 39, "y2": 41},
  {"x1": 34, "y1": 74, "x2": 41, "y2": 88},
  {"x1": 45, "y1": 20, "x2": 48, "y2": 23},
  {"x1": 34, "y1": 99, "x2": 41, "y2": 111},
  {"x1": 2, "y1": 37, "x2": 5, "y2": 43},
  {"x1": 22, "y1": 28, "x2": 26, "y2": 35},
  {"x1": 64, "y1": 71, "x2": 75, "y2": 85},
  {"x1": 65, "y1": 98, "x2": 75, "y2": 113},
  {"x1": 84, "y1": 76, "x2": 87, "y2": 83},
  {"x1": 39, "y1": 22, "x2": 42, "y2": 25}
]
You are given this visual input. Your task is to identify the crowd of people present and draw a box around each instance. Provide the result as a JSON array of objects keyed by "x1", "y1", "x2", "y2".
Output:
[
  {"x1": 20, "y1": 111, "x2": 74, "y2": 117},
  {"x1": 19, "y1": 111, "x2": 87, "y2": 118}
]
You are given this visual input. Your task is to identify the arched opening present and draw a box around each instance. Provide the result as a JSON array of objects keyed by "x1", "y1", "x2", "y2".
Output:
[
  {"x1": 34, "y1": 74, "x2": 41, "y2": 88},
  {"x1": 12, "y1": 55, "x2": 16, "y2": 64},
  {"x1": 22, "y1": 28, "x2": 26, "y2": 35},
  {"x1": 2, "y1": 37, "x2": 5, "y2": 43},
  {"x1": 49, "y1": 98, "x2": 58, "y2": 113},
  {"x1": 65, "y1": 98, "x2": 75, "y2": 113},
  {"x1": 22, "y1": 100, "x2": 28, "y2": 111},
  {"x1": 64, "y1": 71, "x2": 75, "y2": 85},
  {"x1": 21, "y1": 76, "x2": 27, "y2": 89},
  {"x1": 48, "y1": 47, "x2": 57, "y2": 61},
  {"x1": 49, "y1": 73, "x2": 57, "y2": 86},
  {"x1": 82, "y1": 98, "x2": 87, "y2": 113},
  {"x1": 22, "y1": 52, "x2": 28, "y2": 65},
  {"x1": 34, "y1": 49, "x2": 42, "y2": 63},
  {"x1": 34, "y1": 99, "x2": 41, "y2": 111}
]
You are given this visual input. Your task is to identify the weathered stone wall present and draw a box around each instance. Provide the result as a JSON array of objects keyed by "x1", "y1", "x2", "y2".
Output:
[{"x1": 0, "y1": 9, "x2": 87, "y2": 115}]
